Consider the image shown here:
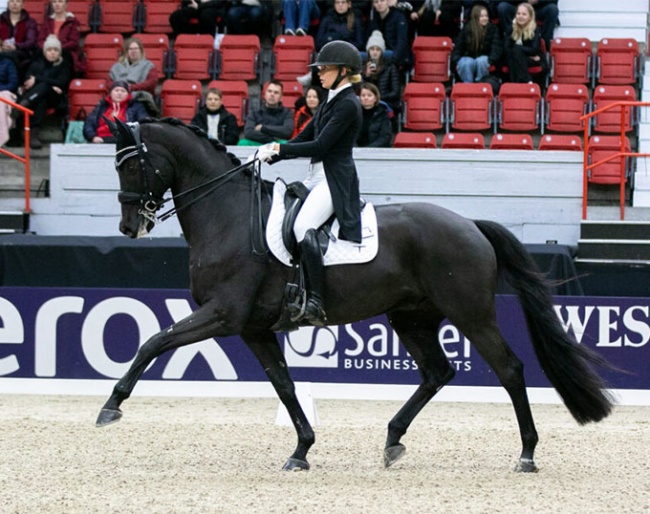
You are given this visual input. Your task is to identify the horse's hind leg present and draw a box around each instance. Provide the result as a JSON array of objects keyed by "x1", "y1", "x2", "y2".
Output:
[
  {"x1": 242, "y1": 329, "x2": 315, "y2": 471},
  {"x1": 384, "y1": 310, "x2": 454, "y2": 468}
]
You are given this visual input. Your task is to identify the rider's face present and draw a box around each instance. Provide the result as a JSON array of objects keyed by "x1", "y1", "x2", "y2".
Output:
[{"x1": 318, "y1": 65, "x2": 341, "y2": 89}]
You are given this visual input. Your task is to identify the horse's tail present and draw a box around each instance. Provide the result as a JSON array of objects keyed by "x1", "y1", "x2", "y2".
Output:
[{"x1": 474, "y1": 219, "x2": 614, "y2": 424}]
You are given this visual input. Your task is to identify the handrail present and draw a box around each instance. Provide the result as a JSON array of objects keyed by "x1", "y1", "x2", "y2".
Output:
[
  {"x1": 0, "y1": 96, "x2": 34, "y2": 213},
  {"x1": 581, "y1": 100, "x2": 650, "y2": 220}
]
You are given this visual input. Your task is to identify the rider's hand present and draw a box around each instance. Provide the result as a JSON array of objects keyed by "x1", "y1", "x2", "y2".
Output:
[{"x1": 256, "y1": 143, "x2": 279, "y2": 163}]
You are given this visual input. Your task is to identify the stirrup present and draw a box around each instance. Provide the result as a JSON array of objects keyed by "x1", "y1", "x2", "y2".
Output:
[{"x1": 302, "y1": 298, "x2": 327, "y2": 327}]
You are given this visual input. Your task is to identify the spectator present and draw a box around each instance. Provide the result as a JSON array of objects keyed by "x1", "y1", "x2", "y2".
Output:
[
  {"x1": 83, "y1": 80, "x2": 148, "y2": 144},
  {"x1": 282, "y1": 0, "x2": 320, "y2": 36},
  {"x1": 0, "y1": 54, "x2": 18, "y2": 146},
  {"x1": 357, "y1": 82, "x2": 392, "y2": 148},
  {"x1": 502, "y1": 2, "x2": 547, "y2": 83},
  {"x1": 291, "y1": 85, "x2": 322, "y2": 138},
  {"x1": 366, "y1": 0, "x2": 411, "y2": 70},
  {"x1": 409, "y1": 0, "x2": 463, "y2": 39},
  {"x1": 169, "y1": 0, "x2": 229, "y2": 37},
  {"x1": 37, "y1": 0, "x2": 86, "y2": 76},
  {"x1": 0, "y1": 0, "x2": 38, "y2": 79},
  {"x1": 225, "y1": 0, "x2": 271, "y2": 35},
  {"x1": 190, "y1": 87, "x2": 239, "y2": 145},
  {"x1": 239, "y1": 79, "x2": 293, "y2": 145},
  {"x1": 361, "y1": 30, "x2": 400, "y2": 114},
  {"x1": 497, "y1": 0, "x2": 558, "y2": 49},
  {"x1": 315, "y1": 0, "x2": 364, "y2": 51},
  {"x1": 451, "y1": 4, "x2": 502, "y2": 83},
  {"x1": 109, "y1": 37, "x2": 159, "y2": 116},
  {"x1": 10, "y1": 35, "x2": 70, "y2": 149}
]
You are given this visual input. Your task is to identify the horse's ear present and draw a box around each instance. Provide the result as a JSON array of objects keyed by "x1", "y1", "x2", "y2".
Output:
[{"x1": 102, "y1": 115, "x2": 118, "y2": 136}]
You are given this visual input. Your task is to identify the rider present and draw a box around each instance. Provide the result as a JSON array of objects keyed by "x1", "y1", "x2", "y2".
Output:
[{"x1": 256, "y1": 40, "x2": 364, "y2": 326}]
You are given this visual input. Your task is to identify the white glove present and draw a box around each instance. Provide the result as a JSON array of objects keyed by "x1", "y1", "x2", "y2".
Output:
[{"x1": 255, "y1": 143, "x2": 279, "y2": 163}]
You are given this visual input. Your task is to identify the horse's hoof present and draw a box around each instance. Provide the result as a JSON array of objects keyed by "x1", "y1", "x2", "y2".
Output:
[
  {"x1": 384, "y1": 443, "x2": 406, "y2": 468},
  {"x1": 95, "y1": 408, "x2": 123, "y2": 427},
  {"x1": 514, "y1": 458, "x2": 538, "y2": 473},
  {"x1": 282, "y1": 458, "x2": 310, "y2": 471}
]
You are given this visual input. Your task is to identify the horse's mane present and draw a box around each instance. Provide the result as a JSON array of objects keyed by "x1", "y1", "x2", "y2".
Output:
[{"x1": 140, "y1": 117, "x2": 241, "y2": 166}]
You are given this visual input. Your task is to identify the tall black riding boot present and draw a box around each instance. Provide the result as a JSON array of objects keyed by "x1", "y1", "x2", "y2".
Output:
[{"x1": 299, "y1": 229, "x2": 327, "y2": 326}]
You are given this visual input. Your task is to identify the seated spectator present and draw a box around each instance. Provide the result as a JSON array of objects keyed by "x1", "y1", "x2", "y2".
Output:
[
  {"x1": 356, "y1": 82, "x2": 392, "y2": 148},
  {"x1": 409, "y1": 0, "x2": 463, "y2": 39},
  {"x1": 83, "y1": 80, "x2": 148, "y2": 144},
  {"x1": 282, "y1": 0, "x2": 320, "y2": 36},
  {"x1": 239, "y1": 79, "x2": 293, "y2": 145},
  {"x1": 225, "y1": 0, "x2": 271, "y2": 35},
  {"x1": 0, "y1": 54, "x2": 18, "y2": 146},
  {"x1": 190, "y1": 87, "x2": 239, "y2": 145},
  {"x1": 10, "y1": 35, "x2": 70, "y2": 149},
  {"x1": 0, "y1": 0, "x2": 38, "y2": 79},
  {"x1": 366, "y1": 0, "x2": 412, "y2": 70},
  {"x1": 502, "y1": 2, "x2": 547, "y2": 84},
  {"x1": 361, "y1": 30, "x2": 400, "y2": 114},
  {"x1": 37, "y1": 0, "x2": 86, "y2": 76},
  {"x1": 109, "y1": 37, "x2": 160, "y2": 116},
  {"x1": 315, "y1": 0, "x2": 364, "y2": 51},
  {"x1": 497, "y1": 0, "x2": 558, "y2": 49},
  {"x1": 291, "y1": 85, "x2": 322, "y2": 138},
  {"x1": 169, "y1": 0, "x2": 229, "y2": 37},
  {"x1": 451, "y1": 4, "x2": 502, "y2": 83}
]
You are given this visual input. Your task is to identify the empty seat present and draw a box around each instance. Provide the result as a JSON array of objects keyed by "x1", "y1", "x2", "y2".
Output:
[
  {"x1": 587, "y1": 135, "x2": 632, "y2": 184},
  {"x1": 549, "y1": 37, "x2": 592, "y2": 84},
  {"x1": 96, "y1": 0, "x2": 138, "y2": 33},
  {"x1": 216, "y1": 34, "x2": 261, "y2": 81},
  {"x1": 449, "y1": 82, "x2": 494, "y2": 132},
  {"x1": 594, "y1": 38, "x2": 640, "y2": 86},
  {"x1": 393, "y1": 132, "x2": 437, "y2": 148},
  {"x1": 66, "y1": 0, "x2": 94, "y2": 32},
  {"x1": 401, "y1": 82, "x2": 446, "y2": 131},
  {"x1": 68, "y1": 79, "x2": 107, "y2": 120},
  {"x1": 207, "y1": 80, "x2": 249, "y2": 127},
  {"x1": 134, "y1": 33, "x2": 170, "y2": 78},
  {"x1": 271, "y1": 35, "x2": 314, "y2": 81},
  {"x1": 441, "y1": 132, "x2": 485, "y2": 149},
  {"x1": 538, "y1": 134, "x2": 582, "y2": 151},
  {"x1": 497, "y1": 83, "x2": 541, "y2": 132},
  {"x1": 171, "y1": 34, "x2": 217, "y2": 80},
  {"x1": 83, "y1": 33, "x2": 123, "y2": 79},
  {"x1": 141, "y1": 0, "x2": 177, "y2": 34},
  {"x1": 490, "y1": 133, "x2": 534, "y2": 150},
  {"x1": 160, "y1": 79, "x2": 202, "y2": 122},
  {"x1": 544, "y1": 83, "x2": 590, "y2": 133},
  {"x1": 23, "y1": 0, "x2": 48, "y2": 25},
  {"x1": 411, "y1": 36, "x2": 453, "y2": 83},
  {"x1": 591, "y1": 85, "x2": 636, "y2": 133}
]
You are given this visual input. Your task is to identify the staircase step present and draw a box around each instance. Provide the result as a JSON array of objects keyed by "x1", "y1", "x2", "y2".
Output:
[
  {"x1": 581, "y1": 220, "x2": 650, "y2": 240},
  {"x1": 0, "y1": 211, "x2": 29, "y2": 233},
  {"x1": 577, "y1": 239, "x2": 650, "y2": 261}
]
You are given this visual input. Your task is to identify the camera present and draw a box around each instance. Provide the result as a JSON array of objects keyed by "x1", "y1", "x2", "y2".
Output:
[{"x1": 369, "y1": 61, "x2": 377, "y2": 71}]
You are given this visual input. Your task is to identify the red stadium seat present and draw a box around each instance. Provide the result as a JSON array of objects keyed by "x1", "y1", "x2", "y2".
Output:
[
  {"x1": 134, "y1": 33, "x2": 170, "y2": 78},
  {"x1": 411, "y1": 36, "x2": 453, "y2": 83},
  {"x1": 497, "y1": 83, "x2": 541, "y2": 133},
  {"x1": 23, "y1": 0, "x2": 48, "y2": 26},
  {"x1": 83, "y1": 33, "x2": 123, "y2": 79},
  {"x1": 401, "y1": 82, "x2": 446, "y2": 132},
  {"x1": 587, "y1": 135, "x2": 632, "y2": 184},
  {"x1": 449, "y1": 82, "x2": 494, "y2": 132},
  {"x1": 160, "y1": 79, "x2": 202, "y2": 122},
  {"x1": 171, "y1": 34, "x2": 217, "y2": 80},
  {"x1": 141, "y1": 0, "x2": 177, "y2": 34},
  {"x1": 549, "y1": 37, "x2": 592, "y2": 84},
  {"x1": 490, "y1": 133, "x2": 534, "y2": 150},
  {"x1": 544, "y1": 83, "x2": 590, "y2": 133},
  {"x1": 216, "y1": 34, "x2": 261, "y2": 81},
  {"x1": 207, "y1": 80, "x2": 249, "y2": 127},
  {"x1": 591, "y1": 85, "x2": 636, "y2": 134},
  {"x1": 538, "y1": 134, "x2": 583, "y2": 151},
  {"x1": 96, "y1": 0, "x2": 138, "y2": 33},
  {"x1": 66, "y1": 0, "x2": 93, "y2": 32},
  {"x1": 67, "y1": 78, "x2": 107, "y2": 120},
  {"x1": 441, "y1": 132, "x2": 485, "y2": 149},
  {"x1": 271, "y1": 35, "x2": 315, "y2": 81},
  {"x1": 393, "y1": 132, "x2": 437, "y2": 148},
  {"x1": 594, "y1": 38, "x2": 640, "y2": 86}
]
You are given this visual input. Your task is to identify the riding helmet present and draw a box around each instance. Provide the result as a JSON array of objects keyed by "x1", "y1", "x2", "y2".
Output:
[{"x1": 309, "y1": 40, "x2": 362, "y2": 75}]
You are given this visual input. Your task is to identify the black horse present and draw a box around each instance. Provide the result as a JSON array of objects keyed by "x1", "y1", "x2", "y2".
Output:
[{"x1": 96, "y1": 118, "x2": 613, "y2": 472}]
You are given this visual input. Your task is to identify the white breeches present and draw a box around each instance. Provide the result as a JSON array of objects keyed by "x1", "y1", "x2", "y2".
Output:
[{"x1": 294, "y1": 162, "x2": 334, "y2": 243}]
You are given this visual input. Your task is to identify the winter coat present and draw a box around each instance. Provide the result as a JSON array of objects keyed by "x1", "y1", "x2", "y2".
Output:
[
  {"x1": 243, "y1": 102, "x2": 293, "y2": 144},
  {"x1": 83, "y1": 97, "x2": 148, "y2": 141},
  {"x1": 315, "y1": 8, "x2": 364, "y2": 51},
  {"x1": 190, "y1": 105, "x2": 240, "y2": 145},
  {"x1": 0, "y1": 9, "x2": 38, "y2": 53},
  {"x1": 451, "y1": 22, "x2": 503, "y2": 67},
  {"x1": 37, "y1": 13, "x2": 87, "y2": 74},
  {"x1": 0, "y1": 55, "x2": 18, "y2": 92},
  {"x1": 357, "y1": 103, "x2": 392, "y2": 148},
  {"x1": 366, "y1": 7, "x2": 411, "y2": 68}
]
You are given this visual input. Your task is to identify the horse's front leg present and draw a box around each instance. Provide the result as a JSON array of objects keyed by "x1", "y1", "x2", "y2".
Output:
[
  {"x1": 242, "y1": 329, "x2": 315, "y2": 471},
  {"x1": 96, "y1": 302, "x2": 229, "y2": 427}
]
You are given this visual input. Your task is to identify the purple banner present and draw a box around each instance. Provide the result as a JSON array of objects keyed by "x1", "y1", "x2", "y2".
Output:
[{"x1": 0, "y1": 287, "x2": 647, "y2": 389}]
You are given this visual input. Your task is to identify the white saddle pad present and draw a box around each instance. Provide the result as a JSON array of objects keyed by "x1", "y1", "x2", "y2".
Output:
[{"x1": 266, "y1": 179, "x2": 379, "y2": 267}]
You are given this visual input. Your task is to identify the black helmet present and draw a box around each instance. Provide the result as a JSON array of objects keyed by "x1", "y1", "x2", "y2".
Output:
[{"x1": 309, "y1": 40, "x2": 362, "y2": 75}]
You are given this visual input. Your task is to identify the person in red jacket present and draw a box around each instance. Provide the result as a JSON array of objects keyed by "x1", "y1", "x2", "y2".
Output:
[
  {"x1": 37, "y1": 0, "x2": 86, "y2": 76},
  {"x1": 0, "y1": 0, "x2": 38, "y2": 78},
  {"x1": 291, "y1": 86, "x2": 322, "y2": 139}
]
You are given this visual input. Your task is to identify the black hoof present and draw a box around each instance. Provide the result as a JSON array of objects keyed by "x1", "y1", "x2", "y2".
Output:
[
  {"x1": 282, "y1": 457, "x2": 310, "y2": 471},
  {"x1": 384, "y1": 443, "x2": 406, "y2": 468},
  {"x1": 95, "y1": 408, "x2": 123, "y2": 427},
  {"x1": 514, "y1": 458, "x2": 538, "y2": 473}
]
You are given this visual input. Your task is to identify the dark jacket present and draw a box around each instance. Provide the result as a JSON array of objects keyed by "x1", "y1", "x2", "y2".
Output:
[
  {"x1": 25, "y1": 54, "x2": 71, "y2": 91},
  {"x1": 362, "y1": 59, "x2": 401, "y2": 111},
  {"x1": 83, "y1": 97, "x2": 148, "y2": 141},
  {"x1": 37, "y1": 13, "x2": 86, "y2": 74},
  {"x1": 243, "y1": 102, "x2": 293, "y2": 144},
  {"x1": 278, "y1": 87, "x2": 362, "y2": 242},
  {"x1": 451, "y1": 22, "x2": 503, "y2": 67},
  {"x1": 366, "y1": 7, "x2": 411, "y2": 68},
  {"x1": 190, "y1": 105, "x2": 239, "y2": 145},
  {"x1": 315, "y1": 8, "x2": 364, "y2": 51},
  {"x1": 357, "y1": 103, "x2": 392, "y2": 148},
  {"x1": 0, "y1": 9, "x2": 38, "y2": 53},
  {"x1": 0, "y1": 55, "x2": 18, "y2": 92}
]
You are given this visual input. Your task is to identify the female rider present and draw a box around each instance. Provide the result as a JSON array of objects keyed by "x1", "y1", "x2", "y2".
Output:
[{"x1": 256, "y1": 40, "x2": 363, "y2": 326}]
